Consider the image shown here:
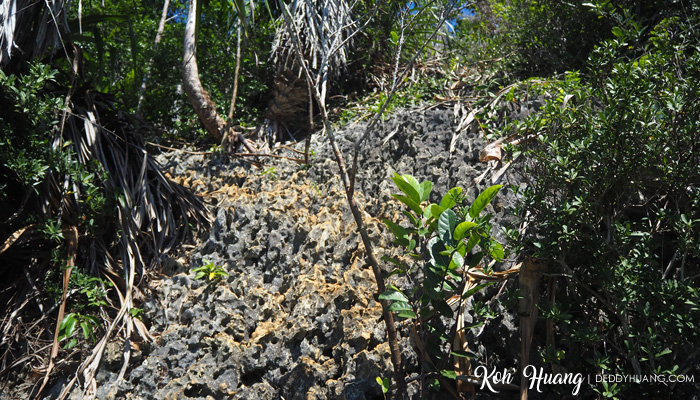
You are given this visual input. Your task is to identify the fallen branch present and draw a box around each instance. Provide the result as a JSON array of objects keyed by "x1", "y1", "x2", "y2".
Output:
[{"x1": 233, "y1": 152, "x2": 305, "y2": 164}]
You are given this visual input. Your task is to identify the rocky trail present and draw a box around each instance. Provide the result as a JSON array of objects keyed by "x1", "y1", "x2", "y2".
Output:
[{"x1": 45, "y1": 105, "x2": 529, "y2": 400}]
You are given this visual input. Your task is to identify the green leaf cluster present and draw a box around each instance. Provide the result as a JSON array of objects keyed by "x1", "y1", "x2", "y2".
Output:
[
  {"x1": 192, "y1": 259, "x2": 229, "y2": 282},
  {"x1": 58, "y1": 312, "x2": 101, "y2": 349},
  {"x1": 381, "y1": 173, "x2": 505, "y2": 393}
]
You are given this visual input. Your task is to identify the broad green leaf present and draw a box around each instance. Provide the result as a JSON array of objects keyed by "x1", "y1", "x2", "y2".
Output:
[
  {"x1": 469, "y1": 185, "x2": 502, "y2": 219},
  {"x1": 449, "y1": 252, "x2": 464, "y2": 270},
  {"x1": 436, "y1": 300, "x2": 454, "y2": 318},
  {"x1": 80, "y1": 321, "x2": 92, "y2": 340},
  {"x1": 455, "y1": 240, "x2": 466, "y2": 256},
  {"x1": 428, "y1": 236, "x2": 449, "y2": 268},
  {"x1": 60, "y1": 313, "x2": 76, "y2": 331},
  {"x1": 454, "y1": 221, "x2": 477, "y2": 241},
  {"x1": 379, "y1": 289, "x2": 409, "y2": 303},
  {"x1": 425, "y1": 278, "x2": 442, "y2": 300},
  {"x1": 397, "y1": 310, "x2": 418, "y2": 319},
  {"x1": 404, "y1": 175, "x2": 422, "y2": 194},
  {"x1": 419, "y1": 181, "x2": 433, "y2": 202},
  {"x1": 389, "y1": 301, "x2": 412, "y2": 312},
  {"x1": 392, "y1": 174, "x2": 421, "y2": 204},
  {"x1": 440, "y1": 187, "x2": 463, "y2": 209},
  {"x1": 423, "y1": 203, "x2": 444, "y2": 220},
  {"x1": 438, "y1": 209, "x2": 457, "y2": 245},
  {"x1": 392, "y1": 194, "x2": 422, "y2": 215},
  {"x1": 66, "y1": 338, "x2": 78, "y2": 349},
  {"x1": 468, "y1": 251, "x2": 484, "y2": 269},
  {"x1": 440, "y1": 370, "x2": 458, "y2": 379},
  {"x1": 466, "y1": 232, "x2": 481, "y2": 253},
  {"x1": 64, "y1": 315, "x2": 78, "y2": 337},
  {"x1": 383, "y1": 219, "x2": 408, "y2": 240},
  {"x1": 489, "y1": 242, "x2": 505, "y2": 261}
]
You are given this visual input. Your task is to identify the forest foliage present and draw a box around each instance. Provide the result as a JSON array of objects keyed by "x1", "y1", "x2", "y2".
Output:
[{"x1": 1, "y1": 0, "x2": 699, "y2": 398}]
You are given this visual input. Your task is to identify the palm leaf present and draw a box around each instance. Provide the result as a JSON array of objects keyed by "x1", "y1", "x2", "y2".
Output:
[
  {"x1": 267, "y1": 0, "x2": 354, "y2": 133},
  {"x1": 0, "y1": 0, "x2": 70, "y2": 70},
  {"x1": 51, "y1": 89, "x2": 209, "y2": 399}
]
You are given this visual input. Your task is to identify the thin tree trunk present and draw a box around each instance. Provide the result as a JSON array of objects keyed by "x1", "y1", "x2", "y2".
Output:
[
  {"x1": 227, "y1": 20, "x2": 242, "y2": 120},
  {"x1": 182, "y1": 0, "x2": 225, "y2": 141},
  {"x1": 136, "y1": 0, "x2": 170, "y2": 116}
]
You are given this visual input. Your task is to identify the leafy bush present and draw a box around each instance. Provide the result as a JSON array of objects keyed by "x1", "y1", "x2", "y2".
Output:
[
  {"x1": 0, "y1": 63, "x2": 114, "y2": 369},
  {"x1": 381, "y1": 174, "x2": 512, "y2": 394},
  {"x1": 0, "y1": 64, "x2": 110, "y2": 235},
  {"x1": 479, "y1": 0, "x2": 610, "y2": 77},
  {"x1": 515, "y1": 8, "x2": 700, "y2": 396}
]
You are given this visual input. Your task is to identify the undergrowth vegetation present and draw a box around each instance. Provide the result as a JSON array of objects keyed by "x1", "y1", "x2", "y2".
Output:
[{"x1": 510, "y1": 6, "x2": 700, "y2": 395}]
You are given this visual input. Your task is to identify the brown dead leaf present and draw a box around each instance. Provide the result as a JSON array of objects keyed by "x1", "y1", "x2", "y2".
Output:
[{"x1": 479, "y1": 142, "x2": 503, "y2": 163}]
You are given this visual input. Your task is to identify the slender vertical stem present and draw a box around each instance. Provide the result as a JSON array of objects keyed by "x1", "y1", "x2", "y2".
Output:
[
  {"x1": 324, "y1": 120, "x2": 407, "y2": 398},
  {"x1": 277, "y1": 1, "x2": 407, "y2": 396},
  {"x1": 227, "y1": 20, "x2": 243, "y2": 121}
]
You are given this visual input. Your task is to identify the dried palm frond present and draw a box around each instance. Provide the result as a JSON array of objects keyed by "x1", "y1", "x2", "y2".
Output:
[
  {"x1": 271, "y1": 0, "x2": 353, "y2": 75},
  {"x1": 0, "y1": 0, "x2": 70, "y2": 70},
  {"x1": 58, "y1": 89, "x2": 209, "y2": 397},
  {"x1": 0, "y1": 84, "x2": 210, "y2": 399}
]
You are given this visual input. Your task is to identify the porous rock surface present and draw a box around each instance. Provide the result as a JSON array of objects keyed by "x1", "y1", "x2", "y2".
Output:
[{"x1": 80, "y1": 105, "x2": 526, "y2": 399}]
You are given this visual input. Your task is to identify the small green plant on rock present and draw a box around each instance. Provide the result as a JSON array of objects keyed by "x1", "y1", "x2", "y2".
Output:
[
  {"x1": 260, "y1": 167, "x2": 278, "y2": 181},
  {"x1": 381, "y1": 173, "x2": 512, "y2": 394},
  {"x1": 192, "y1": 260, "x2": 228, "y2": 282}
]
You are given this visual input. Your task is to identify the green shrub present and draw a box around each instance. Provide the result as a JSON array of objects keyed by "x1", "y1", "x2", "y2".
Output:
[
  {"x1": 381, "y1": 174, "x2": 510, "y2": 393},
  {"x1": 482, "y1": 0, "x2": 610, "y2": 77},
  {"x1": 515, "y1": 10, "x2": 700, "y2": 396},
  {"x1": 192, "y1": 259, "x2": 229, "y2": 282}
]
